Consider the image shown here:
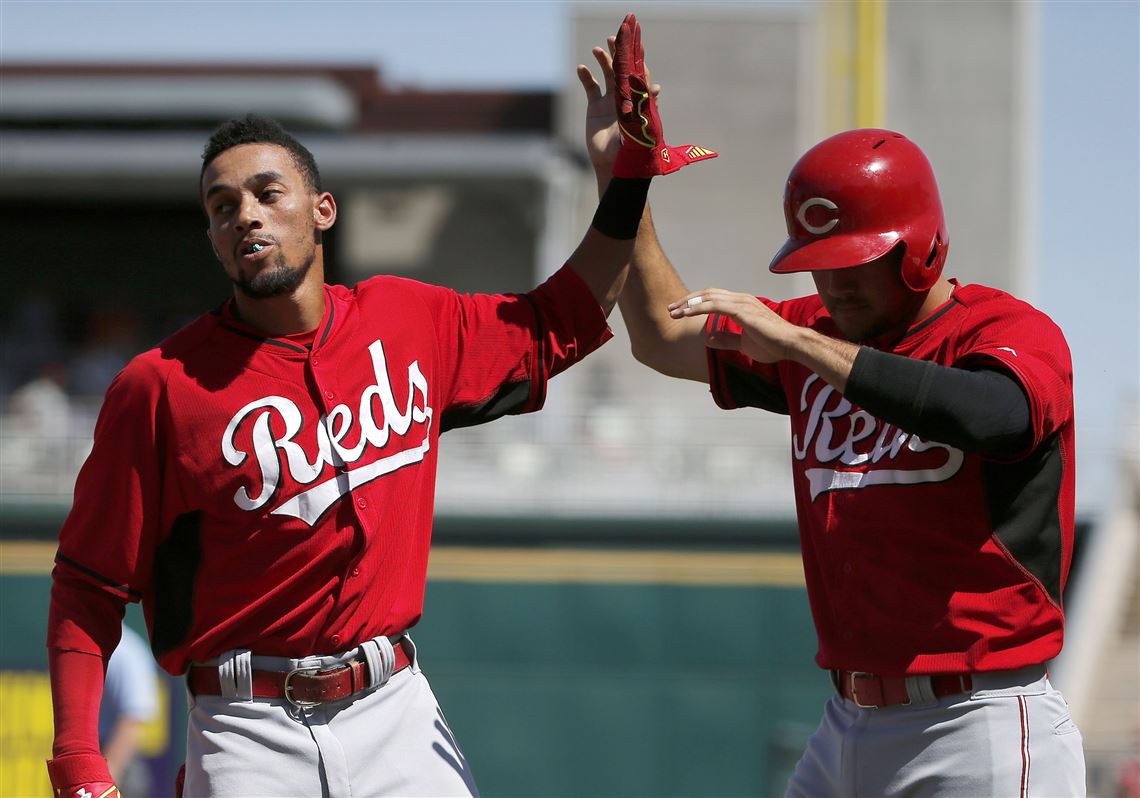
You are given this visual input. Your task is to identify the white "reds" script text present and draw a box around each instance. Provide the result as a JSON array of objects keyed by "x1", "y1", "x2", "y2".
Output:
[
  {"x1": 793, "y1": 374, "x2": 963, "y2": 500},
  {"x1": 221, "y1": 339, "x2": 433, "y2": 525}
]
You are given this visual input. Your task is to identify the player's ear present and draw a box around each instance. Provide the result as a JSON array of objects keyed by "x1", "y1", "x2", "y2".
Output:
[{"x1": 314, "y1": 192, "x2": 336, "y2": 231}]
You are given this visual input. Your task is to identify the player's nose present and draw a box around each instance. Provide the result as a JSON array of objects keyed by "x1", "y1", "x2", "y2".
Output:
[
  {"x1": 814, "y1": 271, "x2": 851, "y2": 299},
  {"x1": 235, "y1": 194, "x2": 264, "y2": 232},
  {"x1": 824, "y1": 268, "x2": 861, "y2": 297}
]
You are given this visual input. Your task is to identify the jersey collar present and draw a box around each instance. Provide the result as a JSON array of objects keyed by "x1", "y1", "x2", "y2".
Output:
[
  {"x1": 217, "y1": 286, "x2": 336, "y2": 354},
  {"x1": 860, "y1": 279, "x2": 961, "y2": 351}
]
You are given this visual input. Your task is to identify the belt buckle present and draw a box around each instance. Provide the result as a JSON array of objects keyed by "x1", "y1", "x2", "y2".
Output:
[
  {"x1": 848, "y1": 671, "x2": 881, "y2": 709},
  {"x1": 283, "y1": 665, "x2": 323, "y2": 709}
]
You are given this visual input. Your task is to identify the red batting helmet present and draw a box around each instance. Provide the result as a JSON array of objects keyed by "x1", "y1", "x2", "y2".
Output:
[{"x1": 769, "y1": 129, "x2": 949, "y2": 292}]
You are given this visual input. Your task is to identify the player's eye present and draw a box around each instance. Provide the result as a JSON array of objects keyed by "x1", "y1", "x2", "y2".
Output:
[{"x1": 260, "y1": 188, "x2": 282, "y2": 202}]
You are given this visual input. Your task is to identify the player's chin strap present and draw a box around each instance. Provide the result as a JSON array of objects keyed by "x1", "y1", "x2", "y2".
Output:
[{"x1": 611, "y1": 13, "x2": 718, "y2": 179}]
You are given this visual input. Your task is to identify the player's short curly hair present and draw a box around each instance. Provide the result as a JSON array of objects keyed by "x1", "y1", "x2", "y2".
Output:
[{"x1": 200, "y1": 115, "x2": 322, "y2": 194}]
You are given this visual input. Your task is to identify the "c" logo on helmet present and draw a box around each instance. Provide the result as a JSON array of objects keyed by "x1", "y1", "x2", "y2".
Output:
[{"x1": 796, "y1": 197, "x2": 839, "y2": 235}]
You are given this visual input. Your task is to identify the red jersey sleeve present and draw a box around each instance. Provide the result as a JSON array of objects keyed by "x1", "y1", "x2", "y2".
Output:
[
  {"x1": 48, "y1": 357, "x2": 170, "y2": 765},
  {"x1": 49, "y1": 356, "x2": 167, "y2": 656},
  {"x1": 413, "y1": 264, "x2": 611, "y2": 431},
  {"x1": 706, "y1": 298, "x2": 788, "y2": 414},
  {"x1": 952, "y1": 292, "x2": 1074, "y2": 456}
]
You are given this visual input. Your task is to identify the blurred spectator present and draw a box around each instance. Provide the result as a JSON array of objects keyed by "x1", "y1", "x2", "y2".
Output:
[
  {"x1": 4, "y1": 361, "x2": 82, "y2": 486},
  {"x1": 99, "y1": 623, "x2": 160, "y2": 796},
  {"x1": 69, "y1": 304, "x2": 143, "y2": 399},
  {"x1": 1, "y1": 292, "x2": 64, "y2": 403},
  {"x1": 7, "y1": 361, "x2": 72, "y2": 434}
]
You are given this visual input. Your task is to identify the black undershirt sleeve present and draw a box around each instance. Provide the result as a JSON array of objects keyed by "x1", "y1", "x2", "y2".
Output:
[{"x1": 844, "y1": 347, "x2": 1032, "y2": 456}]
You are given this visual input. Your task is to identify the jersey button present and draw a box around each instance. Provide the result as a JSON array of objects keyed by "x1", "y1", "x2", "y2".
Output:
[
  {"x1": 357, "y1": 497, "x2": 367, "y2": 509},
  {"x1": 842, "y1": 562, "x2": 853, "y2": 574},
  {"x1": 351, "y1": 568, "x2": 360, "y2": 577},
  {"x1": 331, "y1": 634, "x2": 341, "y2": 647},
  {"x1": 325, "y1": 390, "x2": 335, "y2": 400},
  {"x1": 311, "y1": 356, "x2": 320, "y2": 366}
]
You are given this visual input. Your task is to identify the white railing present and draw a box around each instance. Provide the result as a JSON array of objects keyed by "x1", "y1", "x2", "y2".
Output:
[{"x1": 0, "y1": 395, "x2": 799, "y2": 519}]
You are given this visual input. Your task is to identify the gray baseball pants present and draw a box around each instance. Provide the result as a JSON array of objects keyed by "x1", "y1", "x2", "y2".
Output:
[
  {"x1": 785, "y1": 665, "x2": 1085, "y2": 797},
  {"x1": 182, "y1": 636, "x2": 479, "y2": 798}
]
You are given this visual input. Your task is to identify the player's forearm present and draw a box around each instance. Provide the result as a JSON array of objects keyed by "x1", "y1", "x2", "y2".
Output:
[
  {"x1": 565, "y1": 230, "x2": 632, "y2": 316},
  {"x1": 787, "y1": 333, "x2": 1033, "y2": 453},
  {"x1": 567, "y1": 176, "x2": 651, "y2": 315},
  {"x1": 845, "y1": 348, "x2": 1032, "y2": 454},
  {"x1": 47, "y1": 573, "x2": 124, "y2": 758},
  {"x1": 49, "y1": 647, "x2": 108, "y2": 758},
  {"x1": 619, "y1": 207, "x2": 704, "y2": 377},
  {"x1": 783, "y1": 326, "x2": 859, "y2": 392}
]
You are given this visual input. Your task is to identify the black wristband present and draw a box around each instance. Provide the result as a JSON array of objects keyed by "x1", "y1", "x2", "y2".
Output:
[{"x1": 590, "y1": 177, "x2": 651, "y2": 240}]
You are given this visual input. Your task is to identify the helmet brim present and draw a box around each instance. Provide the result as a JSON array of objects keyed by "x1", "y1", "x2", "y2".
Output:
[{"x1": 769, "y1": 230, "x2": 901, "y2": 274}]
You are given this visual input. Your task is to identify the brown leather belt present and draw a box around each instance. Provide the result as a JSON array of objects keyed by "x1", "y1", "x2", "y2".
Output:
[
  {"x1": 188, "y1": 640, "x2": 411, "y2": 708},
  {"x1": 831, "y1": 669, "x2": 973, "y2": 708}
]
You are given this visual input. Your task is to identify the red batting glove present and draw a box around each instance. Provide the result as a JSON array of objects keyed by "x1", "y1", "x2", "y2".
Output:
[
  {"x1": 47, "y1": 753, "x2": 122, "y2": 798},
  {"x1": 612, "y1": 13, "x2": 717, "y2": 178}
]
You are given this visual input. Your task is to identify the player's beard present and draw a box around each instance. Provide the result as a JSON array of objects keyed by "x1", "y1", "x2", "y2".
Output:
[{"x1": 232, "y1": 239, "x2": 316, "y2": 299}]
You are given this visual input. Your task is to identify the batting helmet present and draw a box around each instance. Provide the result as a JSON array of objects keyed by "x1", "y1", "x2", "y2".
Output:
[{"x1": 768, "y1": 129, "x2": 949, "y2": 292}]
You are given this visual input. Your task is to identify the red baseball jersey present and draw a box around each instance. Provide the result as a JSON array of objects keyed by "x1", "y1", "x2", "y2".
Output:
[
  {"x1": 49, "y1": 265, "x2": 610, "y2": 675},
  {"x1": 707, "y1": 281, "x2": 1076, "y2": 675}
]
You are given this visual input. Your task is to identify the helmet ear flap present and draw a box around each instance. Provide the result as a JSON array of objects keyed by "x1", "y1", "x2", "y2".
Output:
[{"x1": 902, "y1": 230, "x2": 948, "y2": 292}]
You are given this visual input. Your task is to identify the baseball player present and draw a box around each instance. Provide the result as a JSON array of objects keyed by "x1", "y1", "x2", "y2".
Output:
[
  {"x1": 44, "y1": 16, "x2": 715, "y2": 798},
  {"x1": 579, "y1": 20, "x2": 1086, "y2": 798}
]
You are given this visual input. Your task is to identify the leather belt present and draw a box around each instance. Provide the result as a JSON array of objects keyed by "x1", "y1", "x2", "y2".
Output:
[
  {"x1": 831, "y1": 669, "x2": 973, "y2": 708},
  {"x1": 188, "y1": 639, "x2": 411, "y2": 708}
]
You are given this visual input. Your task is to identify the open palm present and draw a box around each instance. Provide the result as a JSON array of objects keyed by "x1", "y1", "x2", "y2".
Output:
[{"x1": 577, "y1": 37, "x2": 658, "y2": 173}]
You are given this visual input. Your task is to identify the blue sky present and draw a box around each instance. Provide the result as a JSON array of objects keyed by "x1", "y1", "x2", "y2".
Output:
[{"x1": 3, "y1": 0, "x2": 1137, "y2": 512}]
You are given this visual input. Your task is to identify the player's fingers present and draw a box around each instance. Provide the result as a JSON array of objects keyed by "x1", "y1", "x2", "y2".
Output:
[
  {"x1": 593, "y1": 46, "x2": 615, "y2": 89},
  {"x1": 577, "y1": 64, "x2": 602, "y2": 102},
  {"x1": 607, "y1": 35, "x2": 616, "y2": 58},
  {"x1": 667, "y1": 289, "x2": 720, "y2": 312},
  {"x1": 667, "y1": 290, "x2": 722, "y2": 318},
  {"x1": 634, "y1": 18, "x2": 645, "y2": 72}
]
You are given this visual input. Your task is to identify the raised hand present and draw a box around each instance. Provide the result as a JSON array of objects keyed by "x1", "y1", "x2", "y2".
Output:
[
  {"x1": 576, "y1": 36, "x2": 623, "y2": 173},
  {"x1": 609, "y1": 13, "x2": 717, "y2": 178}
]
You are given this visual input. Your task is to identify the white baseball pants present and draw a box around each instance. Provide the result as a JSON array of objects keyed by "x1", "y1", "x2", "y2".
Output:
[
  {"x1": 785, "y1": 666, "x2": 1086, "y2": 798},
  {"x1": 182, "y1": 637, "x2": 479, "y2": 798}
]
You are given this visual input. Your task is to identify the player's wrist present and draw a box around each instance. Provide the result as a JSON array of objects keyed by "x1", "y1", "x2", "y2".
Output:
[
  {"x1": 593, "y1": 166, "x2": 614, "y2": 199},
  {"x1": 782, "y1": 325, "x2": 825, "y2": 365},
  {"x1": 591, "y1": 177, "x2": 651, "y2": 240},
  {"x1": 592, "y1": 158, "x2": 616, "y2": 184},
  {"x1": 47, "y1": 752, "x2": 116, "y2": 793}
]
